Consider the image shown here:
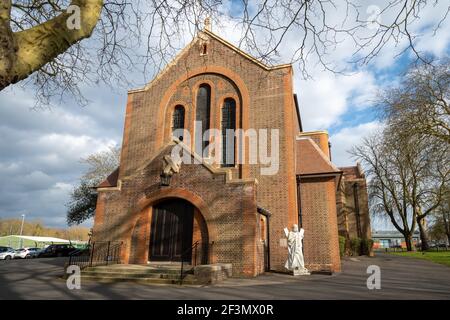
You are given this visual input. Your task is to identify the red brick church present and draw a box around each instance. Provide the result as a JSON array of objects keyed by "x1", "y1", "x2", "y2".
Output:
[{"x1": 92, "y1": 26, "x2": 371, "y2": 277}]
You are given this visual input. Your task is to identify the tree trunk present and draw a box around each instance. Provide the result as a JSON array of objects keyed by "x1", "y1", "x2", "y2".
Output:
[
  {"x1": 0, "y1": 0, "x2": 15, "y2": 87},
  {"x1": 0, "y1": 0, "x2": 103, "y2": 90},
  {"x1": 404, "y1": 233, "x2": 413, "y2": 251},
  {"x1": 417, "y1": 218, "x2": 430, "y2": 251},
  {"x1": 443, "y1": 212, "x2": 450, "y2": 246}
]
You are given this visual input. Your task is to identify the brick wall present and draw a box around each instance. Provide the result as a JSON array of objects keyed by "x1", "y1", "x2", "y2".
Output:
[
  {"x1": 94, "y1": 30, "x2": 343, "y2": 276},
  {"x1": 94, "y1": 144, "x2": 259, "y2": 276},
  {"x1": 336, "y1": 176, "x2": 372, "y2": 241},
  {"x1": 300, "y1": 177, "x2": 341, "y2": 272},
  {"x1": 113, "y1": 32, "x2": 298, "y2": 273}
]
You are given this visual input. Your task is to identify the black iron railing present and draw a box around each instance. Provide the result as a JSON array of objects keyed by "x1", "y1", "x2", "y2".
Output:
[
  {"x1": 179, "y1": 241, "x2": 211, "y2": 284},
  {"x1": 68, "y1": 241, "x2": 123, "y2": 270}
]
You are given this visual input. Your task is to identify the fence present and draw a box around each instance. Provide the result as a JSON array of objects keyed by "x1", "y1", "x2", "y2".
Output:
[
  {"x1": 68, "y1": 241, "x2": 123, "y2": 270},
  {"x1": 376, "y1": 246, "x2": 450, "y2": 253}
]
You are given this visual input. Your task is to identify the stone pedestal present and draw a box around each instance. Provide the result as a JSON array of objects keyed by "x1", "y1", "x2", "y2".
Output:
[
  {"x1": 292, "y1": 267, "x2": 310, "y2": 276},
  {"x1": 194, "y1": 263, "x2": 233, "y2": 284}
]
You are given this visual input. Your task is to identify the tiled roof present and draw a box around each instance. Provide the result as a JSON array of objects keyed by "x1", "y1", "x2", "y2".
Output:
[
  {"x1": 339, "y1": 165, "x2": 364, "y2": 179},
  {"x1": 296, "y1": 138, "x2": 341, "y2": 176},
  {"x1": 97, "y1": 167, "x2": 120, "y2": 188}
]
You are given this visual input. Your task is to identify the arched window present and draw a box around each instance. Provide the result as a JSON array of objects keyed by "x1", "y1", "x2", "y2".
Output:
[
  {"x1": 221, "y1": 98, "x2": 236, "y2": 167},
  {"x1": 196, "y1": 84, "x2": 211, "y2": 152},
  {"x1": 172, "y1": 105, "x2": 185, "y2": 141}
]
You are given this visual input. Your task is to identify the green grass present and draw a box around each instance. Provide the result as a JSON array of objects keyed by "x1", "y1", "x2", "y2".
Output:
[{"x1": 388, "y1": 251, "x2": 450, "y2": 267}]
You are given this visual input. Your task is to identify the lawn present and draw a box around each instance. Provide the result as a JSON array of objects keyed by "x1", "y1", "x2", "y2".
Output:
[{"x1": 389, "y1": 251, "x2": 450, "y2": 267}]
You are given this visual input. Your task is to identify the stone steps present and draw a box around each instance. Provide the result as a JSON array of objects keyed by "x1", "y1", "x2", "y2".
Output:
[
  {"x1": 81, "y1": 274, "x2": 199, "y2": 285},
  {"x1": 86, "y1": 266, "x2": 185, "y2": 275},
  {"x1": 80, "y1": 264, "x2": 200, "y2": 285},
  {"x1": 82, "y1": 270, "x2": 187, "y2": 279}
]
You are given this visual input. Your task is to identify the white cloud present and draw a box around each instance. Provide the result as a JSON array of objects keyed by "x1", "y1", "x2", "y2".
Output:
[
  {"x1": 0, "y1": 87, "x2": 124, "y2": 227},
  {"x1": 295, "y1": 70, "x2": 378, "y2": 130},
  {"x1": 329, "y1": 121, "x2": 383, "y2": 167},
  {"x1": 14, "y1": 171, "x2": 54, "y2": 191}
]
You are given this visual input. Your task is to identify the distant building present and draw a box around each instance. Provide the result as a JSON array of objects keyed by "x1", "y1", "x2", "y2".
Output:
[
  {"x1": 372, "y1": 230, "x2": 420, "y2": 249},
  {"x1": 0, "y1": 235, "x2": 87, "y2": 249}
]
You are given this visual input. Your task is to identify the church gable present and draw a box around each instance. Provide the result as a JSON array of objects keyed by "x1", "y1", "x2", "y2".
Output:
[
  {"x1": 122, "y1": 140, "x2": 256, "y2": 192},
  {"x1": 119, "y1": 28, "x2": 294, "y2": 180},
  {"x1": 131, "y1": 29, "x2": 291, "y2": 94}
]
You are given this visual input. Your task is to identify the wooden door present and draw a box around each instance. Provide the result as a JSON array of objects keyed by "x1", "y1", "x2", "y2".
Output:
[{"x1": 149, "y1": 200, "x2": 194, "y2": 262}]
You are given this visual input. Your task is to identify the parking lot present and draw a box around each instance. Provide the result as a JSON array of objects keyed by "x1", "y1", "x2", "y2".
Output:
[{"x1": 1, "y1": 253, "x2": 450, "y2": 300}]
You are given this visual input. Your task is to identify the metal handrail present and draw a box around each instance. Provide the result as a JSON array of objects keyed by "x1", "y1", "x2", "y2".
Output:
[{"x1": 179, "y1": 241, "x2": 200, "y2": 285}]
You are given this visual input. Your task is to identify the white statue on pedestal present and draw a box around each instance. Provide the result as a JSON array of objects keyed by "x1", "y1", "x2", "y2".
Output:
[{"x1": 284, "y1": 224, "x2": 310, "y2": 276}]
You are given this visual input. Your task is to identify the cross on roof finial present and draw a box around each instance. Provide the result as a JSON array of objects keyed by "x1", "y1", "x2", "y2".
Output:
[{"x1": 204, "y1": 17, "x2": 211, "y2": 31}]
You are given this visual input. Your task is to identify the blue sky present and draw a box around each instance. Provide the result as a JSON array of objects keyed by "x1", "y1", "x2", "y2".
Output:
[{"x1": 0, "y1": 1, "x2": 449, "y2": 230}]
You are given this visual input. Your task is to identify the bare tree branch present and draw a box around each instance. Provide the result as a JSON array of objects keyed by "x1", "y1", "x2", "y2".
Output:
[{"x1": 1, "y1": 1, "x2": 449, "y2": 106}]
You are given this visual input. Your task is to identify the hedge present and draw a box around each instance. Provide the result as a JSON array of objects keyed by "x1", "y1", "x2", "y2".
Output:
[{"x1": 339, "y1": 236, "x2": 346, "y2": 257}]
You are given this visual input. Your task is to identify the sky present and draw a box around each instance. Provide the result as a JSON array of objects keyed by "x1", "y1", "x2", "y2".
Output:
[{"x1": 0, "y1": 1, "x2": 449, "y2": 230}]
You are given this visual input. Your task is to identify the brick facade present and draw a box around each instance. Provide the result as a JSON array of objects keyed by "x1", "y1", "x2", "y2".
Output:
[
  {"x1": 336, "y1": 165, "x2": 372, "y2": 241},
  {"x1": 92, "y1": 29, "x2": 367, "y2": 276}
]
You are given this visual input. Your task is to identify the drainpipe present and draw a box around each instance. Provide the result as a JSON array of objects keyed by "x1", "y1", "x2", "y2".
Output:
[
  {"x1": 296, "y1": 176, "x2": 303, "y2": 228},
  {"x1": 353, "y1": 182, "x2": 362, "y2": 238}
]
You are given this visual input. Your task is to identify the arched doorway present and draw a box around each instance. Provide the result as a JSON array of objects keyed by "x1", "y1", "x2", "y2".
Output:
[{"x1": 149, "y1": 199, "x2": 195, "y2": 262}]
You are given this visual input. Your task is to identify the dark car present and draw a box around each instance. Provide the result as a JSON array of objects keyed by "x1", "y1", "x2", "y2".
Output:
[{"x1": 38, "y1": 244, "x2": 77, "y2": 258}]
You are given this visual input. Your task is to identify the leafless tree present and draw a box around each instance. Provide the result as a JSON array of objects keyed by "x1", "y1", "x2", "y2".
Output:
[
  {"x1": 352, "y1": 130, "x2": 449, "y2": 251},
  {"x1": 67, "y1": 145, "x2": 120, "y2": 225},
  {"x1": 430, "y1": 187, "x2": 450, "y2": 245},
  {"x1": 80, "y1": 145, "x2": 120, "y2": 183},
  {"x1": 379, "y1": 60, "x2": 450, "y2": 145},
  {"x1": 1, "y1": 1, "x2": 449, "y2": 106}
]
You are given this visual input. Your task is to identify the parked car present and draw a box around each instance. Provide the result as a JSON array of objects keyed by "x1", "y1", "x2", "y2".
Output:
[
  {"x1": 14, "y1": 247, "x2": 41, "y2": 259},
  {"x1": 28, "y1": 247, "x2": 42, "y2": 258},
  {"x1": 38, "y1": 244, "x2": 77, "y2": 258},
  {"x1": 0, "y1": 247, "x2": 16, "y2": 260}
]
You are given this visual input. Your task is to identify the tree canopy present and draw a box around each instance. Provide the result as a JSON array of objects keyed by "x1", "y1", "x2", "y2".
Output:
[
  {"x1": 1, "y1": 1, "x2": 449, "y2": 105},
  {"x1": 352, "y1": 61, "x2": 450, "y2": 250},
  {"x1": 66, "y1": 146, "x2": 120, "y2": 225}
]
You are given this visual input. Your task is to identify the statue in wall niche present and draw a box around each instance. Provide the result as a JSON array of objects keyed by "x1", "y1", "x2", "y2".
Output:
[
  {"x1": 162, "y1": 154, "x2": 182, "y2": 176},
  {"x1": 284, "y1": 224, "x2": 310, "y2": 276}
]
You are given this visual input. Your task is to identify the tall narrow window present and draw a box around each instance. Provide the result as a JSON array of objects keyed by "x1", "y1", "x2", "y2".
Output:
[
  {"x1": 172, "y1": 105, "x2": 185, "y2": 141},
  {"x1": 201, "y1": 44, "x2": 208, "y2": 55},
  {"x1": 196, "y1": 84, "x2": 211, "y2": 153},
  {"x1": 221, "y1": 98, "x2": 236, "y2": 167}
]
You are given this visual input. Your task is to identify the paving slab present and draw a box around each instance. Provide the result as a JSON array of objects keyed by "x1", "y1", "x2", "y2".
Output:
[{"x1": 0, "y1": 253, "x2": 449, "y2": 299}]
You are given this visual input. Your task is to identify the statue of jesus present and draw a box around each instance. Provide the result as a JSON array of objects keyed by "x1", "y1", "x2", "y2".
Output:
[{"x1": 284, "y1": 224, "x2": 310, "y2": 275}]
